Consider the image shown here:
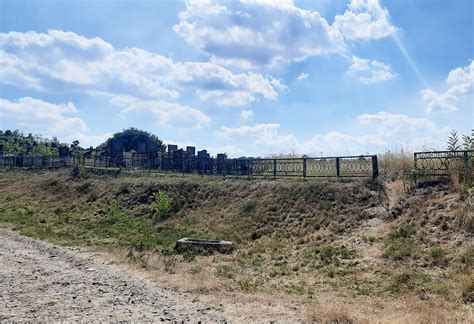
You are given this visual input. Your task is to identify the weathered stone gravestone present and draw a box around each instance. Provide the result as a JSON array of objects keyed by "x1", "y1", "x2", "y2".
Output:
[
  {"x1": 186, "y1": 146, "x2": 196, "y2": 157},
  {"x1": 216, "y1": 153, "x2": 227, "y2": 174},
  {"x1": 176, "y1": 238, "x2": 236, "y2": 254},
  {"x1": 167, "y1": 144, "x2": 178, "y2": 153},
  {"x1": 172, "y1": 149, "x2": 184, "y2": 171}
]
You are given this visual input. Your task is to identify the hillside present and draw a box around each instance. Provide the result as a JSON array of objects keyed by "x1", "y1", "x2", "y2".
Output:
[{"x1": 0, "y1": 168, "x2": 472, "y2": 322}]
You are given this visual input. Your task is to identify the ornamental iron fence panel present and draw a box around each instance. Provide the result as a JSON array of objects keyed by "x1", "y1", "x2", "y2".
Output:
[
  {"x1": 414, "y1": 150, "x2": 473, "y2": 180},
  {"x1": 0, "y1": 155, "x2": 75, "y2": 169},
  {"x1": 0, "y1": 154, "x2": 379, "y2": 179}
]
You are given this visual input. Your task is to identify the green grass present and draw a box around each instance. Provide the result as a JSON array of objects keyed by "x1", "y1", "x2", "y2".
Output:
[
  {"x1": 383, "y1": 226, "x2": 419, "y2": 261},
  {"x1": 0, "y1": 200, "x2": 163, "y2": 250},
  {"x1": 215, "y1": 264, "x2": 237, "y2": 279}
]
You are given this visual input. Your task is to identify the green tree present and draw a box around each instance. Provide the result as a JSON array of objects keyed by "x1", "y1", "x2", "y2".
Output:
[
  {"x1": 462, "y1": 129, "x2": 474, "y2": 150},
  {"x1": 447, "y1": 130, "x2": 461, "y2": 151},
  {"x1": 103, "y1": 127, "x2": 164, "y2": 152}
]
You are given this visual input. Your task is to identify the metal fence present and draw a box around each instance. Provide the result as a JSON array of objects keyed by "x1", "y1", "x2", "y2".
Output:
[
  {"x1": 414, "y1": 150, "x2": 473, "y2": 180},
  {"x1": 0, "y1": 154, "x2": 379, "y2": 179},
  {"x1": 0, "y1": 155, "x2": 76, "y2": 169}
]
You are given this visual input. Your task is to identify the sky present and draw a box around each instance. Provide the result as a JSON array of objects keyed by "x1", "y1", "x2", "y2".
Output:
[{"x1": 0, "y1": 0, "x2": 473, "y2": 157}]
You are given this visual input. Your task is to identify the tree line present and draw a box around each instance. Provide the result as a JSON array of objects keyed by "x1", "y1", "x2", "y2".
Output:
[{"x1": 0, "y1": 128, "x2": 164, "y2": 156}]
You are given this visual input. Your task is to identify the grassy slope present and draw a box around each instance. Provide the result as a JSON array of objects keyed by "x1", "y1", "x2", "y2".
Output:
[{"x1": 0, "y1": 168, "x2": 472, "y2": 321}]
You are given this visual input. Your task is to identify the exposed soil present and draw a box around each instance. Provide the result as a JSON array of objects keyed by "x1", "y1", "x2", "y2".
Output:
[{"x1": 0, "y1": 228, "x2": 229, "y2": 322}]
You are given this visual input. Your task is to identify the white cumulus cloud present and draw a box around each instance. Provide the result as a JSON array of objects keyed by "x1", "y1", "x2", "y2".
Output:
[
  {"x1": 334, "y1": 0, "x2": 397, "y2": 41},
  {"x1": 174, "y1": 0, "x2": 346, "y2": 68},
  {"x1": 0, "y1": 30, "x2": 284, "y2": 106},
  {"x1": 214, "y1": 112, "x2": 448, "y2": 155},
  {"x1": 346, "y1": 56, "x2": 395, "y2": 84},
  {"x1": 110, "y1": 95, "x2": 211, "y2": 129},
  {"x1": 421, "y1": 60, "x2": 473, "y2": 113},
  {"x1": 0, "y1": 97, "x2": 87, "y2": 135},
  {"x1": 296, "y1": 72, "x2": 309, "y2": 81},
  {"x1": 240, "y1": 110, "x2": 255, "y2": 120}
]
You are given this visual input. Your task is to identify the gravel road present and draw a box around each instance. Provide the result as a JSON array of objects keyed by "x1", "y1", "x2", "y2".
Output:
[{"x1": 0, "y1": 228, "x2": 227, "y2": 322}]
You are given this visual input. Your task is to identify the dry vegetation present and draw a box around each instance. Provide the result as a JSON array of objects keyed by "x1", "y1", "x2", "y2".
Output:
[{"x1": 0, "y1": 166, "x2": 472, "y2": 322}]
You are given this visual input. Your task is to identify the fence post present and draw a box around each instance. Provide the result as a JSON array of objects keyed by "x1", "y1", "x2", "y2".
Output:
[
  {"x1": 336, "y1": 157, "x2": 340, "y2": 178},
  {"x1": 248, "y1": 159, "x2": 252, "y2": 179},
  {"x1": 372, "y1": 155, "x2": 379, "y2": 179},
  {"x1": 273, "y1": 159, "x2": 277, "y2": 179},
  {"x1": 303, "y1": 158, "x2": 307, "y2": 180},
  {"x1": 463, "y1": 151, "x2": 469, "y2": 182}
]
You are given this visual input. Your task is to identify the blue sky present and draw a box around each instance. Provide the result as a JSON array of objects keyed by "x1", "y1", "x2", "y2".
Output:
[{"x1": 0, "y1": 0, "x2": 472, "y2": 157}]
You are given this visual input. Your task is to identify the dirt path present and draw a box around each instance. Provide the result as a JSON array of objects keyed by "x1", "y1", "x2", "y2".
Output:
[{"x1": 0, "y1": 228, "x2": 227, "y2": 322}]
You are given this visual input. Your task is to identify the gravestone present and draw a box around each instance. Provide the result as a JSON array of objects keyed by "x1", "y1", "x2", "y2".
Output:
[
  {"x1": 216, "y1": 153, "x2": 227, "y2": 174},
  {"x1": 173, "y1": 149, "x2": 184, "y2": 171},
  {"x1": 197, "y1": 149, "x2": 209, "y2": 159},
  {"x1": 59, "y1": 147, "x2": 69, "y2": 158},
  {"x1": 176, "y1": 238, "x2": 236, "y2": 254},
  {"x1": 197, "y1": 150, "x2": 211, "y2": 173},
  {"x1": 186, "y1": 146, "x2": 196, "y2": 157},
  {"x1": 167, "y1": 144, "x2": 178, "y2": 153},
  {"x1": 147, "y1": 140, "x2": 159, "y2": 159},
  {"x1": 106, "y1": 138, "x2": 124, "y2": 158}
]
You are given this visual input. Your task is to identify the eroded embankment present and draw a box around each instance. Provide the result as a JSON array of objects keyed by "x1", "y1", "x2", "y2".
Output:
[{"x1": 0, "y1": 169, "x2": 472, "y2": 322}]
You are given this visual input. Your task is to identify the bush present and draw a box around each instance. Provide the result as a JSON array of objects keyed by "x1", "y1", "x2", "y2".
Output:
[
  {"x1": 215, "y1": 265, "x2": 237, "y2": 279},
  {"x1": 151, "y1": 191, "x2": 173, "y2": 223},
  {"x1": 160, "y1": 247, "x2": 177, "y2": 273},
  {"x1": 461, "y1": 246, "x2": 474, "y2": 268},
  {"x1": 430, "y1": 246, "x2": 446, "y2": 259},
  {"x1": 390, "y1": 226, "x2": 415, "y2": 239},
  {"x1": 383, "y1": 237, "x2": 415, "y2": 261},
  {"x1": 462, "y1": 280, "x2": 474, "y2": 303},
  {"x1": 240, "y1": 200, "x2": 257, "y2": 214},
  {"x1": 386, "y1": 270, "x2": 430, "y2": 295},
  {"x1": 318, "y1": 245, "x2": 356, "y2": 265},
  {"x1": 103, "y1": 199, "x2": 124, "y2": 225},
  {"x1": 383, "y1": 226, "x2": 419, "y2": 261}
]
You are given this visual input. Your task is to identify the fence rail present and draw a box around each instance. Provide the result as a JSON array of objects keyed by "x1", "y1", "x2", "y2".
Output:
[
  {"x1": 0, "y1": 154, "x2": 379, "y2": 179},
  {"x1": 0, "y1": 155, "x2": 76, "y2": 169},
  {"x1": 414, "y1": 150, "x2": 473, "y2": 180}
]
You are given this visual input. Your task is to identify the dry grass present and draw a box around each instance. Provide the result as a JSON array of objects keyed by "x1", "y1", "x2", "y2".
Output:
[
  {"x1": 307, "y1": 301, "x2": 369, "y2": 323},
  {"x1": 0, "y1": 168, "x2": 472, "y2": 321},
  {"x1": 378, "y1": 149, "x2": 413, "y2": 181}
]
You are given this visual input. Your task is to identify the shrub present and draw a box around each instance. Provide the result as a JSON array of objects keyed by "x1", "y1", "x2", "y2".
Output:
[
  {"x1": 386, "y1": 270, "x2": 430, "y2": 295},
  {"x1": 383, "y1": 237, "x2": 415, "y2": 261},
  {"x1": 390, "y1": 226, "x2": 416, "y2": 239},
  {"x1": 103, "y1": 199, "x2": 123, "y2": 225},
  {"x1": 190, "y1": 266, "x2": 202, "y2": 274},
  {"x1": 461, "y1": 246, "x2": 474, "y2": 269},
  {"x1": 236, "y1": 276, "x2": 266, "y2": 292},
  {"x1": 430, "y1": 246, "x2": 445, "y2": 259},
  {"x1": 362, "y1": 235, "x2": 376, "y2": 243},
  {"x1": 383, "y1": 226, "x2": 420, "y2": 261},
  {"x1": 160, "y1": 247, "x2": 177, "y2": 273},
  {"x1": 151, "y1": 191, "x2": 173, "y2": 223},
  {"x1": 240, "y1": 200, "x2": 257, "y2": 214},
  {"x1": 318, "y1": 245, "x2": 356, "y2": 265},
  {"x1": 282, "y1": 282, "x2": 307, "y2": 295},
  {"x1": 215, "y1": 265, "x2": 236, "y2": 279},
  {"x1": 462, "y1": 279, "x2": 474, "y2": 303},
  {"x1": 87, "y1": 190, "x2": 100, "y2": 202}
]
